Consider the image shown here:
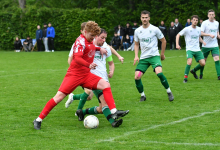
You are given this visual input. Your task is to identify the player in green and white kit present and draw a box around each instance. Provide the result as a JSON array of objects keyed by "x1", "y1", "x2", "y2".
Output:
[
  {"x1": 193, "y1": 9, "x2": 220, "y2": 80},
  {"x1": 176, "y1": 15, "x2": 206, "y2": 83},
  {"x1": 133, "y1": 10, "x2": 174, "y2": 102}
]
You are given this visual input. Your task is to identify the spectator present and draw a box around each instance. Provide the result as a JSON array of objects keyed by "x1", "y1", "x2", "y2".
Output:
[
  {"x1": 42, "y1": 23, "x2": 49, "y2": 52},
  {"x1": 131, "y1": 21, "x2": 139, "y2": 36},
  {"x1": 123, "y1": 34, "x2": 131, "y2": 51},
  {"x1": 174, "y1": 18, "x2": 183, "y2": 47},
  {"x1": 185, "y1": 18, "x2": 192, "y2": 27},
  {"x1": 114, "y1": 25, "x2": 124, "y2": 37},
  {"x1": 23, "y1": 36, "x2": 33, "y2": 52},
  {"x1": 168, "y1": 22, "x2": 176, "y2": 50},
  {"x1": 111, "y1": 32, "x2": 121, "y2": 50},
  {"x1": 47, "y1": 22, "x2": 55, "y2": 52},
  {"x1": 14, "y1": 37, "x2": 22, "y2": 52},
  {"x1": 198, "y1": 19, "x2": 203, "y2": 27},
  {"x1": 124, "y1": 23, "x2": 132, "y2": 36},
  {"x1": 158, "y1": 21, "x2": 167, "y2": 50},
  {"x1": 36, "y1": 25, "x2": 43, "y2": 51}
]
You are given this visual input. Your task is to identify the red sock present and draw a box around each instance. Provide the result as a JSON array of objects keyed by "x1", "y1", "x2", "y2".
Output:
[
  {"x1": 39, "y1": 98, "x2": 57, "y2": 120},
  {"x1": 103, "y1": 87, "x2": 116, "y2": 110}
]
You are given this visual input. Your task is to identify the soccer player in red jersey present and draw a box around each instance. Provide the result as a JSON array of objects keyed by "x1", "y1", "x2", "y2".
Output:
[{"x1": 33, "y1": 21, "x2": 128, "y2": 130}]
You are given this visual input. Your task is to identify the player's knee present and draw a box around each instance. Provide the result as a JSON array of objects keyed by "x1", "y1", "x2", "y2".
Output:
[
  {"x1": 96, "y1": 107, "x2": 103, "y2": 114},
  {"x1": 200, "y1": 62, "x2": 205, "y2": 67},
  {"x1": 213, "y1": 56, "x2": 219, "y2": 61},
  {"x1": 135, "y1": 71, "x2": 142, "y2": 80}
]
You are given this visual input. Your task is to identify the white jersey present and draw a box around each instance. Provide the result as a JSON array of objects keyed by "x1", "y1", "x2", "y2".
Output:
[
  {"x1": 90, "y1": 42, "x2": 112, "y2": 82},
  {"x1": 134, "y1": 24, "x2": 164, "y2": 59},
  {"x1": 201, "y1": 20, "x2": 219, "y2": 48},
  {"x1": 179, "y1": 26, "x2": 201, "y2": 52}
]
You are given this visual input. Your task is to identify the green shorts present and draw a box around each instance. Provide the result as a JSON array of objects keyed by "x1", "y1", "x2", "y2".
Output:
[
  {"x1": 92, "y1": 90, "x2": 102, "y2": 103},
  {"x1": 135, "y1": 56, "x2": 162, "y2": 73},
  {"x1": 202, "y1": 47, "x2": 219, "y2": 58},
  {"x1": 186, "y1": 50, "x2": 204, "y2": 62}
]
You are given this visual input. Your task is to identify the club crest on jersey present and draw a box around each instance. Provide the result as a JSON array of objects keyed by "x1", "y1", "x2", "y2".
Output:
[
  {"x1": 88, "y1": 50, "x2": 95, "y2": 58},
  {"x1": 149, "y1": 30, "x2": 152, "y2": 33}
]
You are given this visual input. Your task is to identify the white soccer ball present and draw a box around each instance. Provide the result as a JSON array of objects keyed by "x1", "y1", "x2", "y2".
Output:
[{"x1": 84, "y1": 115, "x2": 99, "y2": 129}]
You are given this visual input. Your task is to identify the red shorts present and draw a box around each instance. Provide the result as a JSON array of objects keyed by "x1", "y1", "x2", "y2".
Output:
[{"x1": 58, "y1": 72, "x2": 102, "y2": 95}]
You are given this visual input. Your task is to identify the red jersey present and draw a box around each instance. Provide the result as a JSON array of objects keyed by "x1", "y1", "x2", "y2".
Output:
[{"x1": 68, "y1": 34, "x2": 99, "y2": 75}]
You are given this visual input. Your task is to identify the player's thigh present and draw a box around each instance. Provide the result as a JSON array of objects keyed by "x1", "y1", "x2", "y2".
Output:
[
  {"x1": 194, "y1": 51, "x2": 205, "y2": 65},
  {"x1": 202, "y1": 47, "x2": 211, "y2": 59},
  {"x1": 53, "y1": 91, "x2": 67, "y2": 103},
  {"x1": 93, "y1": 90, "x2": 103, "y2": 103},
  {"x1": 96, "y1": 79, "x2": 110, "y2": 90},
  {"x1": 150, "y1": 56, "x2": 162, "y2": 74},
  {"x1": 211, "y1": 47, "x2": 219, "y2": 61},
  {"x1": 135, "y1": 59, "x2": 150, "y2": 79},
  {"x1": 82, "y1": 73, "x2": 104, "y2": 90}
]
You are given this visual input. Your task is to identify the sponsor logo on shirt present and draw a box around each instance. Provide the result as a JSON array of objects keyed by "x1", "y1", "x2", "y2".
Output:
[
  {"x1": 141, "y1": 38, "x2": 151, "y2": 43},
  {"x1": 210, "y1": 29, "x2": 217, "y2": 33},
  {"x1": 191, "y1": 35, "x2": 198, "y2": 39}
]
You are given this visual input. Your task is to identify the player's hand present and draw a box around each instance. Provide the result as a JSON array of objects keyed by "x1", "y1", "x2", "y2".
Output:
[
  {"x1": 176, "y1": 44, "x2": 181, "y2": 50},
  {"x1": 89, "y1": 63, "x2": 97, "y2": 69},
  {"x1": 108, "y1": 71, "x2": 113, "y2": 78},
  {"x1": 118, "y1": 56, "x2": 124, "y2": 64},
  {"x1": 133, "y1": 56, "x2": 139, "y2": 65},
  {"x1": 203, "y1": 41, "x2": 206, "y2": 46},
  {"x1": 161, "y1": 54, "x2": 165, "y2": 61},
  {"x1": 209, "y1": 34, "x2": 215, "y2": 38},
  {"x1": 100, "y1": 47, "x2": 107, "y2": 57}
]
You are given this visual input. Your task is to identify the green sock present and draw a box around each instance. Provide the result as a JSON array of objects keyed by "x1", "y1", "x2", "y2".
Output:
[
  {"x1": 157, "y1": 73, "x2": 169, "y2": 89},
  {"x1": 73, "y1": 93, "x2": 83, "y2": 100},
  {"x1": 102, "y1": 106, "x2": 114, "y2": 124},
  {"x1": 193, "y1": 64, "x2": 202, "y2": 72},
  {"x1": 184, "y1": 64, "x2": 191, "y2": 79},
  {"x1": 82, "y1": 106, "x2": 99, "y2": 115},
  {"x1": 77, "y1": 92, "x2": 89, "y2": 110},
  {"x1": 215, "y1": 61, "x2": 220, "y2": 76},
  {"x1": 200, "y1": 66, "x2": 204, "y2": 75},
  {"x1": 135, "y1": 79, "x2": 144, "y2": 93}
]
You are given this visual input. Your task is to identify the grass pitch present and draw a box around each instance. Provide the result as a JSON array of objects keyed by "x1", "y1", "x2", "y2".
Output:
[{"x1": 1, "y1": 50, "x2": 220, "y2": 150}]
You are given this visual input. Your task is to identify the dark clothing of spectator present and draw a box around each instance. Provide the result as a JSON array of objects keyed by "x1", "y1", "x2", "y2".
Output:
[
  {"x1": 14, "y1": 40, "x2": 22, "y2": 50},
  {"x1": 123, "y1": 36, "x2": 131, "y2": 50},
  {"x1": 43, "y1": 27, "x2": 48, "y2": 37},
  {"x1": 23, "y1": 38, "x2": 33, "y2": 52},
  {"x1": 114, "y1": 26, "x2": 124, "y2": 36},
  {"x1": 111, "y1": 35, "x2": 121, "y2": 50},
  {"x1": 124, "y1": 26, "x2": 132, "y2": 36},
  {"x1": 174, "y1": 22, "x2": 183, "y2": 47},
  {"x1": 24, "y1": 38, "x2": 32, "y2": 46},
  {"x1": 185, "y1": 22, "x2": 192, "y2": 27},
  {"x1": 36, "y1": 29, "x2": 43, "y2": 51},
  {"x1": 158, "y1": 24, "x2": 167, "y2": 49},
  {"x1": 131, "y1": 25, "x2": 139, "y2": 35},
  {"x1": 168, "y1": 26, "x2": 176, "y2": 50}
]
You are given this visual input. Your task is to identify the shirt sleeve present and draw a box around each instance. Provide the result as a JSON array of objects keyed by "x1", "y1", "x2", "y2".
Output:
[
  {"x1": 156, "y1": 28, "x2": 164, "y2": 39},
  {"x1": 134, "y1": 30, "x2": 139, "y2": 42},
  {"x1": 73, "y1": 38, "x2": 85, "y2": 56},
  {"x1": 179, "y1": 28, "x2": 186, "y2": 36}
]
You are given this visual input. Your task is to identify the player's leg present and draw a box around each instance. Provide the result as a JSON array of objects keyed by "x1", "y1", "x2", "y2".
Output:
[
  {"x1": 134, "y1": 59, "x2": 149, "y2": 102},
  {"x1": 190, "y1": 51, "x2": 205, "y2": 80},
  {"x1": 153, "y1": 56, "x2": 174, "y2": 101},
  {"x1": 211, "y1": 47, "x2": 220, "y2": 79},
  {"x1": 199, "y1": 48, "x2": 210, "y2": 79},
  {"x1": 184, "y1": 58, "x2": 192, "y2": 82}
]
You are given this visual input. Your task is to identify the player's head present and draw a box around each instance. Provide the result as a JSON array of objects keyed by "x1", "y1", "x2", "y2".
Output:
[
  {"x1": 208, "y1": 9, "x2": 215, "y2": 21},
  {"x1": 95, "y1": 28, "x2": 107, "y2": 46},
  {"x1": 171, "y1": 22, "x2": 174, "y2": 26},
  {"x1": 84, "y1": 21, "x2": 101, "y2": 42},
  {"x1": 37, "y1": 25, "x2": 40, "y2": 29},
  {"x1": 161, "y1": 21, "x2": 164, "y2": 25},
  {"x1": 175, "y1": 18, "x2": 178, "y2": 23},
  {"x1": 140, "y1": 10, "x2": 150, "y2": 25},
  {"x1": 81, "y1": 22, "x2": 87, "y2": 34},
  {"x1": 191, "y1": 15, "x2": 199, "y2": 26}
]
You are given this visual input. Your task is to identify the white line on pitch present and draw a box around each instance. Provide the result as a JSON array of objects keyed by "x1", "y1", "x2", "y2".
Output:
[{"x1": 98, "y1": 109, "x2": 220, "y2": 143}]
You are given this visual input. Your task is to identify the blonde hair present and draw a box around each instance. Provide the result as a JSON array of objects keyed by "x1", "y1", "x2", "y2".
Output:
[{"x1": 85, "y1": 21, "x2": 101, "y2": 35}]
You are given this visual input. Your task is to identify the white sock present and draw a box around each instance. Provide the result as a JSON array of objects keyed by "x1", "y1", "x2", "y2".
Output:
[
  {"x1": 110, "y1": 108, "x2": 117, "y2": 114},
  {"x1": 141, "y1": 92, "x2": 145, "y2": 97},
  {"x1": 166, "y1": 87, "x2": 171, "y2": 93},
  {"x1": 36, "y1": 117, "x2": 43, "y2": 122}
]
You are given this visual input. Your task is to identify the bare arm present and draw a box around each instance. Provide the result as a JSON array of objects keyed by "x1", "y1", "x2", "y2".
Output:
[
  {"x1": 108, "y1": 61, "x2": 115, "y2": 78},
  {"x1": 176, "y1": 34, "x2": 181, "y2": 50},
  {"x1": 201, "y1": 31, "x2": 215, "y2": 38},
  {"x1": 107, "y1": 44, "x2": 124, "y2": 64},
  {"x1": 159, "y1": 37, "x2": 166, "y2": 60},
  {"x1": 217, "y1": 31, "x2": 220, "y2": 39},
  {"x1": 133, "y1": 41, "x2": 140, "y2": 65},
  {"x1": 68, "y1": 54, "x2": 73, "y2": 65}
]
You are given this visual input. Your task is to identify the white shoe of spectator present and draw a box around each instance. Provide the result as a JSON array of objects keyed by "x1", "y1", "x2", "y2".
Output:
[
  {"x1": 123, "y1": 49, "x2": 126, "y2": 51},
  {"x1": 127, "y1": 47, "x2": 131, "y2": 51},
  {"x1": 52, "y1": 50, "x2": 54, "y2": 52}
]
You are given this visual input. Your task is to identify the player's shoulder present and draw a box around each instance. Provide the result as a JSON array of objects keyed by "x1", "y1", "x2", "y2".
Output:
[
  {"x1": 135, "y1": 26, "x2": 143, "y2": 33},
  {"x1": 214, "y1": 20, "x2": 219, "y2": 25},
  {"x1": 150, "y1": 24, "x2": 160, "y2": 32}
]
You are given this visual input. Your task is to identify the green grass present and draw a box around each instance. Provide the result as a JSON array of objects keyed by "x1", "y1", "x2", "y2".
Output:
[{"x1": 1, "y1": 50, "x2": 220, "y2": 150}]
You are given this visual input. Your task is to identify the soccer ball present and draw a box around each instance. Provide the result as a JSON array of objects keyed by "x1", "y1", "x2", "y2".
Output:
[{"x1": 84, "y1": 115, "x2": 99, "y2": 129}]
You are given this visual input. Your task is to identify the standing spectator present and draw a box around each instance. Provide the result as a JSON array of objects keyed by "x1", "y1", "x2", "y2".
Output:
[
  {"x1": 36, "y1": 25, "x2": 43, "y2": 51},
  {"x1": 158, "y1": 21, "x2": 167, "y2": 50},
  {"x1": 111, "y1": 32, "x2": 121, "y2": 50},
  {"x1": 185, "y1": 19, "x2": 192, "y2": 27},
  {"x1": 14, "y1": 37, "x2": 22, "y2": 52},
  {"x1": 23, "y1": 36, "x2": 33, "y2": 52},
  {"x1": 123, "y1": 34, "x2": 131, "y2": 51},
  {"x1": 47, "y1": 22, "x2": 55, "y2": 52},
  {"x1": 124, "y1": 23, "x2": 132, "y2": 36},
  {"x1": 198, "y1": 19, "x2": 203, "y2": 27},
  {"x1": 174, "y1": 18, "x2": 183, "y2": 47},
  {"x1": 114, "y1": 25, "x2": 124, "y2": 37},
  {"x1": 42, "y1": 23, "x2": 49, "y2": 52},
  {"x1": 131, "y1": 21, "x2": 139, "y2": 36},
  {"x1": 168, "y1": 22, "x2": 176, "y2": 50}
]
